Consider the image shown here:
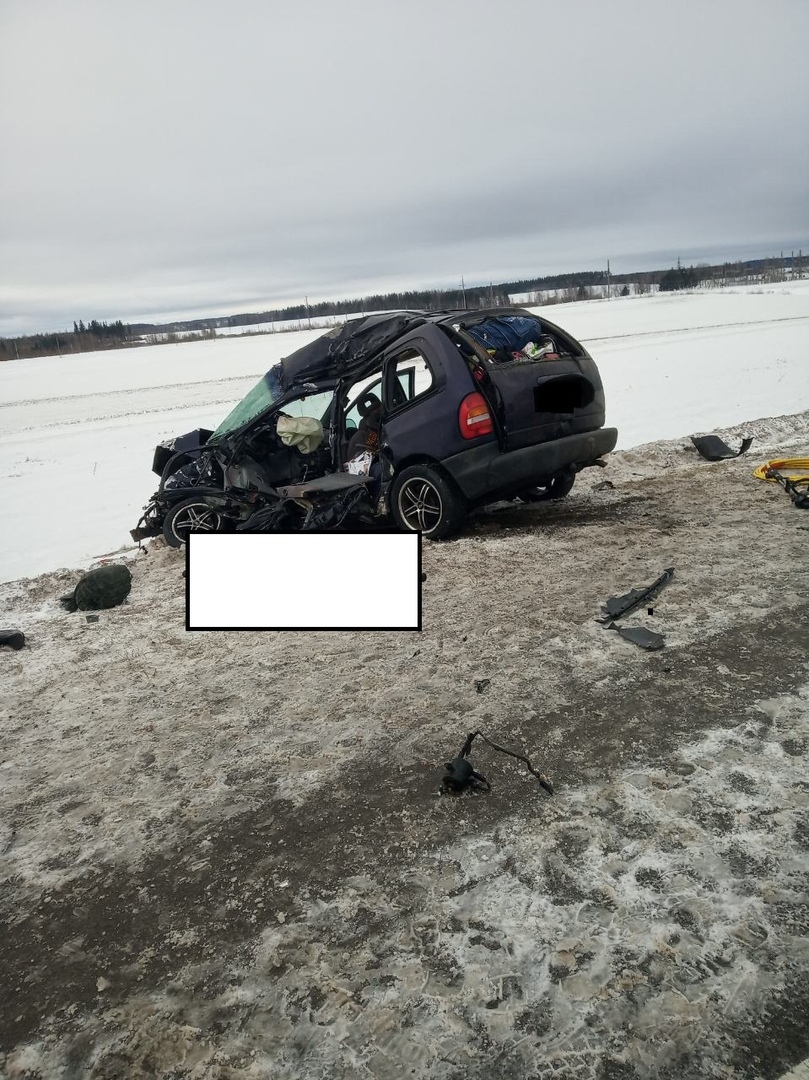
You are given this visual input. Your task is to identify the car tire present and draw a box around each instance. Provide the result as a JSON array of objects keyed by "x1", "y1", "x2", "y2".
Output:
[
  {"x1": 391, "y1": 465, "x2": 466, "y2": 540},
  {"x1": 517, "y1": 473, "x2": 576, "y2": 503},
  {"x1": 163, "y1": 498, "x2": 225, "y2": 548}
]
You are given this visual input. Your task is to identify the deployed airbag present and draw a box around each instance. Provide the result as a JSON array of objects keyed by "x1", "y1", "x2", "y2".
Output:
[{"x1": 276, "y1": 415, "x2": 324, "y2": 455}]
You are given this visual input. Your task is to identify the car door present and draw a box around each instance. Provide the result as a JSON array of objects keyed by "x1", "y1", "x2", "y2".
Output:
[{"x1": 378, "y1": 339, "x2": 457, "y2": 463}]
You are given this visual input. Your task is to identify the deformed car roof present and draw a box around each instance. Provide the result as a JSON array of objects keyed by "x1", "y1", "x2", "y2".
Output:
[
  {"x1": 278, "y1": 311, "x2": 427, "y2": 388},
  {"x1": 276, "y1": 306, "x2": 546, "y2": 389}
]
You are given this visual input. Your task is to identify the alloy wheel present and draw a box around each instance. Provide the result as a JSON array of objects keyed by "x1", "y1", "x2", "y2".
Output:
[{"x1": 397, "y1": 478, "x2": 444, "y2": 533}]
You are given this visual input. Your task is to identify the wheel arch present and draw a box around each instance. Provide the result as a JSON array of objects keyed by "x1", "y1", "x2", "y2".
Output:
[{"x1": 391, "y1": 453, "x2": 459, "y2": 490}]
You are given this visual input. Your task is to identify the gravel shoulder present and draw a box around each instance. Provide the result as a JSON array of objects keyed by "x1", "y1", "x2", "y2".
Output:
[{"x1": 1, "y1": 412, "x2": 808, "y2": 1080}]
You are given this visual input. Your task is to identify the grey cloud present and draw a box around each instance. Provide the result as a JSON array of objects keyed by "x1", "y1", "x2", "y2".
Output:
[{"x1": 1, "y1": 0, "x2": 807, "y2": 334}]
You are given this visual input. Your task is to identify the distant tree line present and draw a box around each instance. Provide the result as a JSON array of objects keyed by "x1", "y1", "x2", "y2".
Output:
[
  {"x1": 2, "y1": 252, "x2": 804, "y2": 361},
  {"x1": 658, "y1": 263, "x2": 701, "y2": 292},
  {"x1": 0, "y1": 318, "x2": 134, "y2": 362}
]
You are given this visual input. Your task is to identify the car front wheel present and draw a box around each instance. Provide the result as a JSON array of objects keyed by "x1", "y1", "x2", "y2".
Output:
[
  {"x1": 163, "y1": 498, "x2": 226, "y2": 548},
  {"x1": 390, "y1": 465, "x2": 466, "y2": 540}
]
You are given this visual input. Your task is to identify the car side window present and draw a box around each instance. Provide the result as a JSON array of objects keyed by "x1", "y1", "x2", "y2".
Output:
[
  {"x1": 344, "y1": 376, "x2": 382, "y2": 430},
  {"x1": 386, "y1": 349, "x2": 434, "y2": 412}
]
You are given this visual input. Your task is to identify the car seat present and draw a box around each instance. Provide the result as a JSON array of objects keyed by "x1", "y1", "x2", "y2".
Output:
[{"x1": 346, "y1": 392, "x2": 383, "y2": 459}]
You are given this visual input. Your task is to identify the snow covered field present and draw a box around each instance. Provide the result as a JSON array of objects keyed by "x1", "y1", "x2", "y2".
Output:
[{"x1": 1, "y1": 282, "x2": 808, "y2": 583}]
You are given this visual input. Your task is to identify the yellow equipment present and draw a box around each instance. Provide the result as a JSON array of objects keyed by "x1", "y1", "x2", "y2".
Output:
[{"x1": 753, "y1": 457, "x2": 809, "y2": 482}]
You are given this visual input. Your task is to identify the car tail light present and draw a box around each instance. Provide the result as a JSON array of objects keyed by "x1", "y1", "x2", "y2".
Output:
[{"x1": 458, "y1": 392, "x2": 494, "y2": 440}]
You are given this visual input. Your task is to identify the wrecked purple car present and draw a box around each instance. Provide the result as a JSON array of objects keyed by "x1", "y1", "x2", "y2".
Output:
[{"x1": 131, "y1": 307, "x2": 617, "y2": 544}]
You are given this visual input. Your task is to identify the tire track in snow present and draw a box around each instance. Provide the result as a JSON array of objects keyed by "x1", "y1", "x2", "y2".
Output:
[
  {"x1": 0, "y1": 372, "x2": 261, "y2": 410},
  {"x1": 580, "y1": 313, "x2": 809, "y2": 345},
  {"x1": 1, "y1": 399, "x2": 242, "y2": 437}
]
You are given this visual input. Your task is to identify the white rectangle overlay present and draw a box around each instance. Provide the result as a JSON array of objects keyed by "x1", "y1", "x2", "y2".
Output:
[{"x1": 187, "y1": 532, "x2": 421, "y2": 630}]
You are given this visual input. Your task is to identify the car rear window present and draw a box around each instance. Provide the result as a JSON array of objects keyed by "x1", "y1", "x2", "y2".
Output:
[{"x1": 459, "y1": 314, "x2": 581, "y2": 365}]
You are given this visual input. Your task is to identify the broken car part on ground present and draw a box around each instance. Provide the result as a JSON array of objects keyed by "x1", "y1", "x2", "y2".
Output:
[
  {"x1": 132, "y1": 308, "x2": 617, "y2": 544},
  {"x1": 440, "y1": 730, "x2": 554, "y2": 796},
  {"x1": 691, "y1": 433, "x2": 754, "y2": 461},
  {"x1": 607, "y1": 622, "x2": 665, "y2": 651},
  {"x1": 599, "y1": 567, "x2": 675, "y2": 650},
  {"x1": 598, "y1": 567, "x2": 675, "y2": 624}
]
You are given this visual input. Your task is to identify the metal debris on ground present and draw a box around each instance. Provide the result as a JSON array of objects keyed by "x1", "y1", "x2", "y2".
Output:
[
  {"x1": 691, "y1": 434, "x2": 753, "y2": 461},
  {"x1": 598, "y1": 567, "x2": 675, "y2": 624},
  {"x1": 608, "y1": 623, "x2": 665, "y2": 651}
]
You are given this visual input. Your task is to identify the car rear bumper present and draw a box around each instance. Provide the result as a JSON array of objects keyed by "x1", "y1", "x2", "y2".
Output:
[{"x1": 441, "y1": 427, "x2": 618, "y2": 502}]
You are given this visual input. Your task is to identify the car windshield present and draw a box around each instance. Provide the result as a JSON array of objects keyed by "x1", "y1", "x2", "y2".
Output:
[{"x1": 209, "y1": 367, "x2": 284, "y2": 440}]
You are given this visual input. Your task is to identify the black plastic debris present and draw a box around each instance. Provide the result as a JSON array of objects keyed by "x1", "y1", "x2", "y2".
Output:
[
  {"x1": 0, "y1": 629, "x2": 25, "y2": 651},
  {"x1": 599, "y1": 567, "x2": 674, "y2": 624},
  {"x1": 691, "y1": 434, "x2": 753, "y2": 461},
  {"x1": 442, "y1": 754, "x2": 489, "y2": 795},
  {"x1": 440, "y1": 730, "x2": 553, "y2": 796},
  {"x1": 608, "y1": 623, "x2": 665, "y2": 651},
  {"x1": 474, "y1": 678, "x2": 491, "y2": 694},
  {"x1": 60, "y1": 564, "x2": 133, "y2": 612}
]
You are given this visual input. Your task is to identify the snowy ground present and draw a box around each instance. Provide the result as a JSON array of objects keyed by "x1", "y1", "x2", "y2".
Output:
[
  {"x1": 1, "y1": 285, "x2": 808, "y2": 1079},
  {"x1": 1, "y1": 281, "x2": 808, "y2": 583}
]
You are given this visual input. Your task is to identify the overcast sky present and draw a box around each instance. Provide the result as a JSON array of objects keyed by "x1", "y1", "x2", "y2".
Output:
[{"x1": 1, "y1": 0, "x2": 807, "y2": 335}]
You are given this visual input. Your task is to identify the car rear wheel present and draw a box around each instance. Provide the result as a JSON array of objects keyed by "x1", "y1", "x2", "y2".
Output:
[
  {"x1": 163, "y1": 498, "x2": 225, "y2": 548},
  {"x1": 517, "y1": 473, "x2": 576, "y2": 503},
  {"x1": 391, "y1": 465, "x2": 466, "y2": 540}
]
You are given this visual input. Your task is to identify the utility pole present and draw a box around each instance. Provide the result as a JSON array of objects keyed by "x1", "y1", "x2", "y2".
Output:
[
  {"x1": 305, "y1": 295, "x2": 311, "y2": 330},
  {"x1": 461, "y1": 277, "x2": 466, "y2": 309},
  {"x1": 606, "y1": 259, "x2": 611, "y2": 299}
]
